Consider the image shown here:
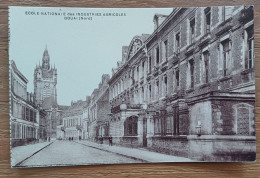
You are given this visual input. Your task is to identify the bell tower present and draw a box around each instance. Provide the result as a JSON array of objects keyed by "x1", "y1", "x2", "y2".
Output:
[
  {"x1": 42, "y1": 45, "x2": 50, "y2": 70},
  {"x1": 34, "y1": 46, "x2": 57, "y2": 106}
]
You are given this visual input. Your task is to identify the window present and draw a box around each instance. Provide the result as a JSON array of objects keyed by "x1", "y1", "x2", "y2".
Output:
[
  {"x1": 175, "y1": 32, "x2": 180, "y2": 53},
  {"x1": 11, "y1": 123, "x2": 15, "y2": 138},
  {"x1": 245, "y1": 25, "x2": 254, "y2": 69},
  {"x1": 153, "y1": 108, "x2": 181, "y2": 136},
  {"x1": 148, "y1": 56, "x2": 152, "y2": 73},
  {"x1": 166, "y1": 116, "x2": 174, "y2": 135},
  {"x1": 124, "y1": 116, "x2": 138, "y2": 136},
  {"x1": 149, "y1": 84, "x2": 152, "y2": 101},
  {"x1": 203, "y1": 51, "x2": 210, "y2": 83},
  {"x1": 121, "y1": 79, "x2": 124, "y2": 91},
  {"x1": 173, "y1": 106, "x2": 180, "y2": 135},
  {"x1": 141, "y1": 87, "x2": 144, "y2": 102},
  {"x1": 52, "y1": 121, "x2": 56, "y2": 129},
  {"x1": 234, "y1": 103, "x2": 254, "y2": 136},
  {"x1": 237, "y1": 107, "x2": 250, "y2": 135},
  {"x1": 154, "y1": 117, "x2": 161, "y2": 135},
  {"x1": 137, "y1": 66, "x2": 139, "y2": 81},
  {"x1": 204, "y1": 8, "x2": 211, "y2": 33},
  {"x1": 156, "y1": 46, "x2": 160, "y2": 64},
  {"x1": 223, "y1": 6, "x2": 232, "y2": 21},
  {"x1": 176, "y1": 69, "x2": 179, "y2": 87},
  {"x1": 156, "y1": 80, "x2": 159, "y2": 98},
  {"x1": 222, "y1": 39, "x2": 230, "y2": 76},
  {"x1": 189, "y1": 59, "x2": 195, "y2": 88},
  {"x1": 142, "y1": 61, "x2": 145, "y2": 77},
  {"x1": 26, "y1": 107, "x2": 29, "y2": 120},
  {"x1": 30, "y1": 109, "x2": 33, "y2": 122},
  {"x1": 189, "y1": 18, "x2": 195, "y2": 44},
  {"x1": 163, "y1": 75, "x2": 167, "y2": 96},
  {"x1": 131, "y1": 68, "x2": 135, "y2": 85},
  {"x1": 162, "y1": 40, "x2": 168, "y2": 61},
  {"x1": 22, "y1": 106, "x2": 25, "y2": 120}
]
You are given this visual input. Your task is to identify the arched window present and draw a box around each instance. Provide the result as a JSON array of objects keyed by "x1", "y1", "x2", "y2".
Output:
[
  {"x1": 124, "y1": 116, "x2": 138, "y2": 136},
  {"x1": 234, "y1": 103, "x2": 254, "y2": 136}
]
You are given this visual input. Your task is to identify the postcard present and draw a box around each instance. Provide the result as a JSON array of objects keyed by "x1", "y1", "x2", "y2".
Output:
[{"x1": 9, "y1": 6, "x2": 255, "y2": 167}]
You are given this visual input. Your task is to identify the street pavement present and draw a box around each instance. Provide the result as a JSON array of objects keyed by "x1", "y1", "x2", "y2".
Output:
[
  {"x1": 12, "y1": 140, "x2": 193, "y2": 167},
  {"x1": 11, "y1": 141, "x2": 53, "y2": 167},
  {"x1": 75, "y1": 140, "x2": 193, "y2": 163},
  {"x1": 19, "y1": 140, "x2": 140, "y2": 167}
]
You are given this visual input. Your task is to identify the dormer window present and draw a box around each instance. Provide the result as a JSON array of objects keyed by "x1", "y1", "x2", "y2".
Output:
[
  {"x1": 162, "y1": 39, "x2": 168, "y2": 61},
  {"x1": 175, "y1": 32, "x2": 180, "y2": 54},
  {"x1": 223, "y1": 6, "x2": 233, "y2": 21},
  {"x1": 204, "y1": 8, "x2": 211, "y2": 34},
  {"x1": 156, "y1": 46, "x2": 160, "y2": 64}
]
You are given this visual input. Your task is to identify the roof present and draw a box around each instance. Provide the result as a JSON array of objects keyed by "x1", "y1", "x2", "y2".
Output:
[
  {"x1": 10, "y1": 60, "x2": 28, "y2": 84},
  {"x1": 61, "y1": 100, "x2": 89, "y2": 118}
]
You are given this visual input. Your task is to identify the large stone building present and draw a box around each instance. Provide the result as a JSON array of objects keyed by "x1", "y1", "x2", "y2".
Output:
[
  {"x1": 34, "y1": 47, "x2": 62, "y2": 138},
  {"x1": 57, "y1": 99, "x2": 89, "y2": 140},
  {"x1": 108, "y1": 6, "x2": 255, "y2": 161},
  {"x1": 10, "y1": 60, "x2": 47, "y2": 147}
]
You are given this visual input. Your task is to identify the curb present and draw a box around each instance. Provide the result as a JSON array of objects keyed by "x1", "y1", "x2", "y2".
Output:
[
  {"x1": 73, "y1": 141, "x2": 149, "y2": 163},
  {"x1": 14, "y1": 141, "x2": 54, "y2": 167}
]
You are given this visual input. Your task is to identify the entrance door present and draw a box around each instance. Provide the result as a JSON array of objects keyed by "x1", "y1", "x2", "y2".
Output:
[{"x1": 143, "y1": 118, "x2": 147, "y2": 147}]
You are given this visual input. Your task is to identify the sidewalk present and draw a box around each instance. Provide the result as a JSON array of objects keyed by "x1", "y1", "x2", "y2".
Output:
[
  {"x1": 11, "y1": 141, "x2": 54, "y2": 167},
  {"x1": 74, "y1": 140, "x2": 193, "y2": 163}
]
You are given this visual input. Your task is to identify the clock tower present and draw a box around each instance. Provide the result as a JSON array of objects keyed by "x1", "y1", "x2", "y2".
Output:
[
  {"x1": 34, "y1": 46, "x2": 60, "y2": 138},
  {"x1": 34, "y1": 46, "x2": 57, "y2": 107}
]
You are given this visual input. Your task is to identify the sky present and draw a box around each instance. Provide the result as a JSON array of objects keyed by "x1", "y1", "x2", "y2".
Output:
[{"x1": 9, "y1": 7, "x2": 173, "y2": 106}]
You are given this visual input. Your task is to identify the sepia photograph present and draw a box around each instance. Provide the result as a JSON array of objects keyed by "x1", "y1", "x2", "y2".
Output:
[{"x1": 9, "y1": 6, "x2": 256, "y2": 168}]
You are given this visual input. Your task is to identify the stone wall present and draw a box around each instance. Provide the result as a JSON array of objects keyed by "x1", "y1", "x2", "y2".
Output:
[
  {"x1": 188, "y1": 135, "x2": 256, "y2": 161},
  {"x1": 147, "y1": 136, "x2": 189, "y2": 157}
]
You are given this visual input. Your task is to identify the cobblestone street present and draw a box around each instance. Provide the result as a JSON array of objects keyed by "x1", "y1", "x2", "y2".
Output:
[{"x1": 18, "y1": 141, "x2": 141, "y2": 167}]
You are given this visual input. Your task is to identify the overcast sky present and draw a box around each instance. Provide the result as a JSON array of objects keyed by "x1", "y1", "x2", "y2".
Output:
[{"x1": 9, "y1": 7, "x2": 173, "y2": 106}]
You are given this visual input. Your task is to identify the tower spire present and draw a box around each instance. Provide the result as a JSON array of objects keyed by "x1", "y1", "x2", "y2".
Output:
[{"x1": 42, "y1": 45, "x2": 50, "y2": 70}]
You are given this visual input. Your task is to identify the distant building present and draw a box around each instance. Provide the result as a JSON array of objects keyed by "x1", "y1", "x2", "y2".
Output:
[
  {"x1": 82, "y1": 96, "x2": 91, "y2": 139},
  {"x1": 108, "y1": 6, "x2": 255, "y2": 161},
  {"x1": 34, "y1": 47, "x2": 57, "y2": 106},
  {"x1": 10, "y1": 60, "x2": 47, "y2": 147},
  {"x1": 57, "y1": 100, "x2": 88, "y2": 140},
  {"x1": 85, "y1": 74, "x2": 111, "y2": 141},
  {"x1": 34, "y1": 47, "x2": 62, "y2": 138}
]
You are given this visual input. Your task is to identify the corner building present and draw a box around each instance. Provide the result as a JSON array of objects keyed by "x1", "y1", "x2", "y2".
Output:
[
  {"x1": 108, "y1": 6, "x2": 255, "y2": 161},
  {"x1": 10, "y1": 60, "x2": 47, "y2": 147}
]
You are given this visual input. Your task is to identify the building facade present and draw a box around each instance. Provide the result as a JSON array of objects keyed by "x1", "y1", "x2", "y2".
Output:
[
  {"x1": 34, "y1": 47, "x2": 57, "y2": 106},
  {"x1": 108, "y1": 6, "x2": 255, "y2": 161},
  {"x1": 10, "y1": 60, "x2": 47, "y2": 147},
  {"x1": 57, "y1": 100, "x2": 88, "y2": 140},
  {"x1": 85, "y1": 74, "x2": 111, "y2": 141},
  {"x1": 34, "y1": 47, "x2": 61, "y2": 138}
]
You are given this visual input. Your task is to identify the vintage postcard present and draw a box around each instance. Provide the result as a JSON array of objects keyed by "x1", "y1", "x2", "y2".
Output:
[{"x1": 9, "y1": 6, "x2": 255, "y2": 168}]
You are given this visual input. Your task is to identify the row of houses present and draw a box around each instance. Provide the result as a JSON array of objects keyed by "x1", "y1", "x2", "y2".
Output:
[
  {"x1": 57, "y1": 74, "x2": 110, "y2": 141},
  {"x1": 10, "y1": 60, "x2": 48, "y2": 147},
  {"x1": 57, "y1": 6, "x2": 255, "y2": 161}
]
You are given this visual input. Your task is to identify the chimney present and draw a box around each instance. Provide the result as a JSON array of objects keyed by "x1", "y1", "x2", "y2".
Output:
[
  {"x1": 153, "y1": 14, "x2": 168, "y2": 30},
  {"x1": 122, "y1": 46, "x2": 128, "y2": 63}
]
